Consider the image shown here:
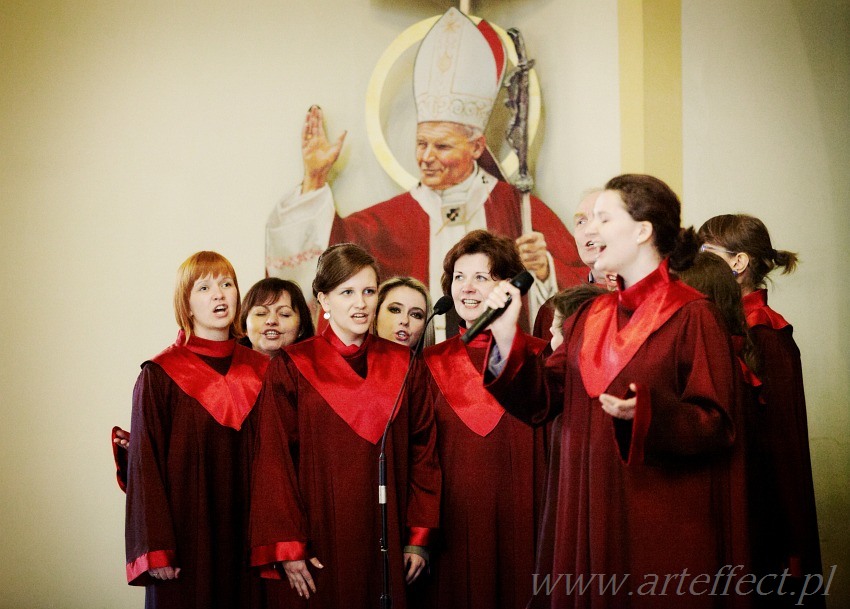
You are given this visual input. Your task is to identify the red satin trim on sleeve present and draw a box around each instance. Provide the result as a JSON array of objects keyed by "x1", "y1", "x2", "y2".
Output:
[
  {"x1": 126, "y1": 549, "x2": 176, "y2": 584},
  {"x1": 407, "y1": 526, "x2": 434, "y2": 548},
  {"x1": 743, "y1": 289, "x2": 790, "y2": 330},
  {"x1": 250, "y1": 541, "x2": 308, "y2": 579},
  {"x1": 627, "y1": 384, "x2": 652, "y2": 465},
  {"x1": 111, "y1": 426, "x2": 128, "y2": 493}
]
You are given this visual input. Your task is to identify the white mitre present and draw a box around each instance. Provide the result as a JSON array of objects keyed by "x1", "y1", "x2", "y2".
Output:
[{"x1": 413, "y1": 8, "x2": 507, "y2": 131}]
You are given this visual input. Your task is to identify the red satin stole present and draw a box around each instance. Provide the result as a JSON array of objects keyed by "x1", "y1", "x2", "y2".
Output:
[
  {"x1": 731, "y1": 334, "x2": 763, "y2": 389},
  {"x1": 579, "y1": 260, "x2": 705, "y2": 397},
  {"x1": 424, "y1": 331, "x2": 506, "y2": 437},
  {"x1": 285, "y1": 328, "x2": 409, "y2": 444},
  {"x1": 151, "y1": 331, "x2": 269, "y2": 431},
  {"x1": 743, "y1": 289, "x2": 790, "y2": 330}
]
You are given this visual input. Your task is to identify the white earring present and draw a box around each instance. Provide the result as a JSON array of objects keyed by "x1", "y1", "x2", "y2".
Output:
[{"x1": 323, "y1": 312, "x2": 330, "y2": 320}]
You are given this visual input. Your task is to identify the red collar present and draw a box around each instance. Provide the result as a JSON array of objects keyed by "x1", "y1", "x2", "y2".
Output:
[
  {"x1": 742, "y1": 289, "x2": 790, "y2": 330},
  {"x1": 150, "y1": 332, "x2": 269, "y2": 430},
  {"x1": 457, "y1": 325, "x2": 493, "y2": 348},
  {"x1": 286, "y1": 331, "x2": 409, "y2": 444},
  {"x1": 321, "y1": 324, "x2": 371, "y2": 357},
  {"x1": 579, "y1": 261, "x2": 704, "y2": 397}
]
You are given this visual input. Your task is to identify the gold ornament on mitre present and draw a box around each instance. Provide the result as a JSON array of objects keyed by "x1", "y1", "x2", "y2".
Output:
[{"x1": 413, "y1": 7, "x2": 507, "y2": 131}]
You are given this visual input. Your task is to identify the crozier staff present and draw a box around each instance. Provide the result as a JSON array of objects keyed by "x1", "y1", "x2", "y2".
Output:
[{"x1": 484, "y1": 175, "x2": 750, "y2": 609}]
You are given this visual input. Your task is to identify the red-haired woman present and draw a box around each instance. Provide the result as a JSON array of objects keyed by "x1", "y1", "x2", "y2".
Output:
[
  {"x1": 415, "y1": 230, "x2": 549, "y2": 609},
  {"x1": 124, "y1": 251, "x2": 269, "y2": 608},
  {"x1": 249, "y1": 243, "x2": 440, "y2": 608},
  {"x1": 485, "y1": 176, "x2": 750, "y2": 609},
  {"x1": 112, "y1": 277, "x2": 314, "y2": 492},
  {"x1": 700, "y1": 215, "x2": 822, "y2": 605}
]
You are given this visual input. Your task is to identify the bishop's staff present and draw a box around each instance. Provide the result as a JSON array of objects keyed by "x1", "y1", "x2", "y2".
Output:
[{"x1": 505, "y1": 27, "x2": 535, "y2": 235}]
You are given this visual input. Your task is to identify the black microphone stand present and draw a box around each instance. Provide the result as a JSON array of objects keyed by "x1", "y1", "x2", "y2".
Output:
[{"x1": 377, "y1": 296, "x2": 452, "y2": 609}]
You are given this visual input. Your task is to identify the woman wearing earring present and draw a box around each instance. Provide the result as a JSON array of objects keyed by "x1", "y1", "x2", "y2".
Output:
[
  {"x1": 124, "y1": 251, "x2": 269, "y2": 609},
  {"x1": 700, "y1": 215, "x2": 822, "y2": 605},
  {"x1": 249, "y1": 243, "x2": 441, "y2": 608},
  {"x1": 483, "y1": 175, "x2": 749, "y2": 608}
]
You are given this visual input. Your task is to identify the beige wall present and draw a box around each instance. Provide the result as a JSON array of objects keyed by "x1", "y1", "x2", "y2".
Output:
[{"x1": 0, "y1": 0, "x2": 845, "y2": 607}]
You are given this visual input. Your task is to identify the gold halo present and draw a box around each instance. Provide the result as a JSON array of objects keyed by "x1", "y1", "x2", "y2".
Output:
[{"x1": 365, "y1": 14, "x2": 541, "y2": 190}]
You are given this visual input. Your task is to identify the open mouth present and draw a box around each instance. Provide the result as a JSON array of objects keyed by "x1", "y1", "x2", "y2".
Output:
[
  {"x1": 213, "y1": 305, "x2": 227, "y2": 314},
  {"x1": 461, "y1": 298, "x2": 480, "y2": 308},
  {"x1": 394, "y1": 330, "x2": 410, "y2": 342},
  {"x1": 263, "y1": 330, "x2": 281, "y2": 339}
]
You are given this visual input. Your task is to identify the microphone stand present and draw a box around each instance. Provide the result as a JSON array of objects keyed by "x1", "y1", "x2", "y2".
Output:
[{"x1": 378, "y1": 296, "x2": 451, "y2": 609}]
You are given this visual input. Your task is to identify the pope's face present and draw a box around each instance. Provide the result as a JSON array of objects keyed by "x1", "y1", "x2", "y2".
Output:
[{"x1": 415, "y1": 122, "x2": 484, "y2": 191}]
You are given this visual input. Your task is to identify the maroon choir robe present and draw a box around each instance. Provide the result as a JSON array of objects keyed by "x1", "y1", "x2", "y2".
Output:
[
  {"x1": 249, "y1": 328, "x2": 441, "y2": 609},
  {"x1": 416, "y1": 330, "x2": 549, "y2": 609},
  {"x1": 742, "y1": 289, "x2": 822, "y2": 606},
  {"x1": 329, "y1": 181, "x2": 588, "y2": 292},
  {"x1": 125, "y1": 332, "x2": 269, "y2": 609},
  {"x1": 487, "y1": 262, "x2": 750, "y2": 609}
]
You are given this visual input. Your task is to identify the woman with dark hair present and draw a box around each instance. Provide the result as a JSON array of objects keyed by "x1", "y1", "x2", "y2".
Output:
[
  {"x1": 373, "y1": 276, "x2": 434, "y2": 349},
  {"x1": 700, "y1": 215, "x2": 822, "y2": 605},
  {"x1": 240, "y1": 277, "x2": 315, "y2": 356},
  {"x1": 484, "y1": 175, "x2": 749, "y2": 608},
  {"x1": 414, "y1": 229, "x2": 549, "y2": 609},
  {"x1": 249, "y1": 243, "x2": 440, "y2": 608},
  {"x1": 124, "y1": 251, "x2": 269, "y2": 608}
]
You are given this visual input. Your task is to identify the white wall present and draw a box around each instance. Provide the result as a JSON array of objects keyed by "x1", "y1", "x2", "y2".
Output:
[
  {"x1": 2, "y1": 0, "x2": 846, "y2": 606},
  {"x1": 0, "y1": 1, "x2": 619, "y2": 606},
  {"x1": 682, "y1": 0, "x2": 850, "y2": 604}
]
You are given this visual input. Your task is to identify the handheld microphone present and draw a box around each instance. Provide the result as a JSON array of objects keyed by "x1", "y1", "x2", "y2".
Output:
[{"x1": 460, "y1": 270, "x2": 534, "y2": 344}]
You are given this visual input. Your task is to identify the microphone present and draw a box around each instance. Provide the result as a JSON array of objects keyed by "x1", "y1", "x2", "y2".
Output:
[
  {"x1": 377, "y1": 292, "x2": 451, "y2": 608},
  {"x1": 460, "y1": 270, "x2": 534, "y2": 344}
]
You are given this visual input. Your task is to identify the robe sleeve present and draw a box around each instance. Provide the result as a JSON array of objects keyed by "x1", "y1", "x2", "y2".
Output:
[
  {"x1": 624, "y1": 302, "x2": 737, "y2": 466},
  {"x1": 265, "y1": 184, "x2": 336, "y2": 292},
  {"x1": 753, "y1": 325, "x2": 820, "y2": 575},
  {"x1": 485, "y1": 329, "x2": 562, "y2": 427},
  {"x1": 249, "y1": 355, "x2": 309, "y2": 579},
  {"x1": 125, "y1": 364, "x2": 178, "y2": 585},
  {"x1": 404, "y1": 358, "x2": 442, "y2": 547}
]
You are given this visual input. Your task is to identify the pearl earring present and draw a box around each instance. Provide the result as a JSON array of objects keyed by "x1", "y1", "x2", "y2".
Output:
[
  {"x1": 323, "y1": 312, "x2": 330, "y2": 320},
  {"x1": 732, "y1": 270, "x2": 739, "y2": 277}
]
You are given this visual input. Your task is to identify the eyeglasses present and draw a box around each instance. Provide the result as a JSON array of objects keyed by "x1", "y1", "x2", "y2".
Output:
[{"x1": 699, "y1": 244, "x2": 737, "y2": 256}]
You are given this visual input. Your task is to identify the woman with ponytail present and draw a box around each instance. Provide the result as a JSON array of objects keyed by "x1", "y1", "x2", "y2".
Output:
[
  {"x1": 700, "y1": 215, "x2": 822, "y2": 606},
  {"x1": 482, "y1": 175, "x2": 749, "y2": 608}
]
